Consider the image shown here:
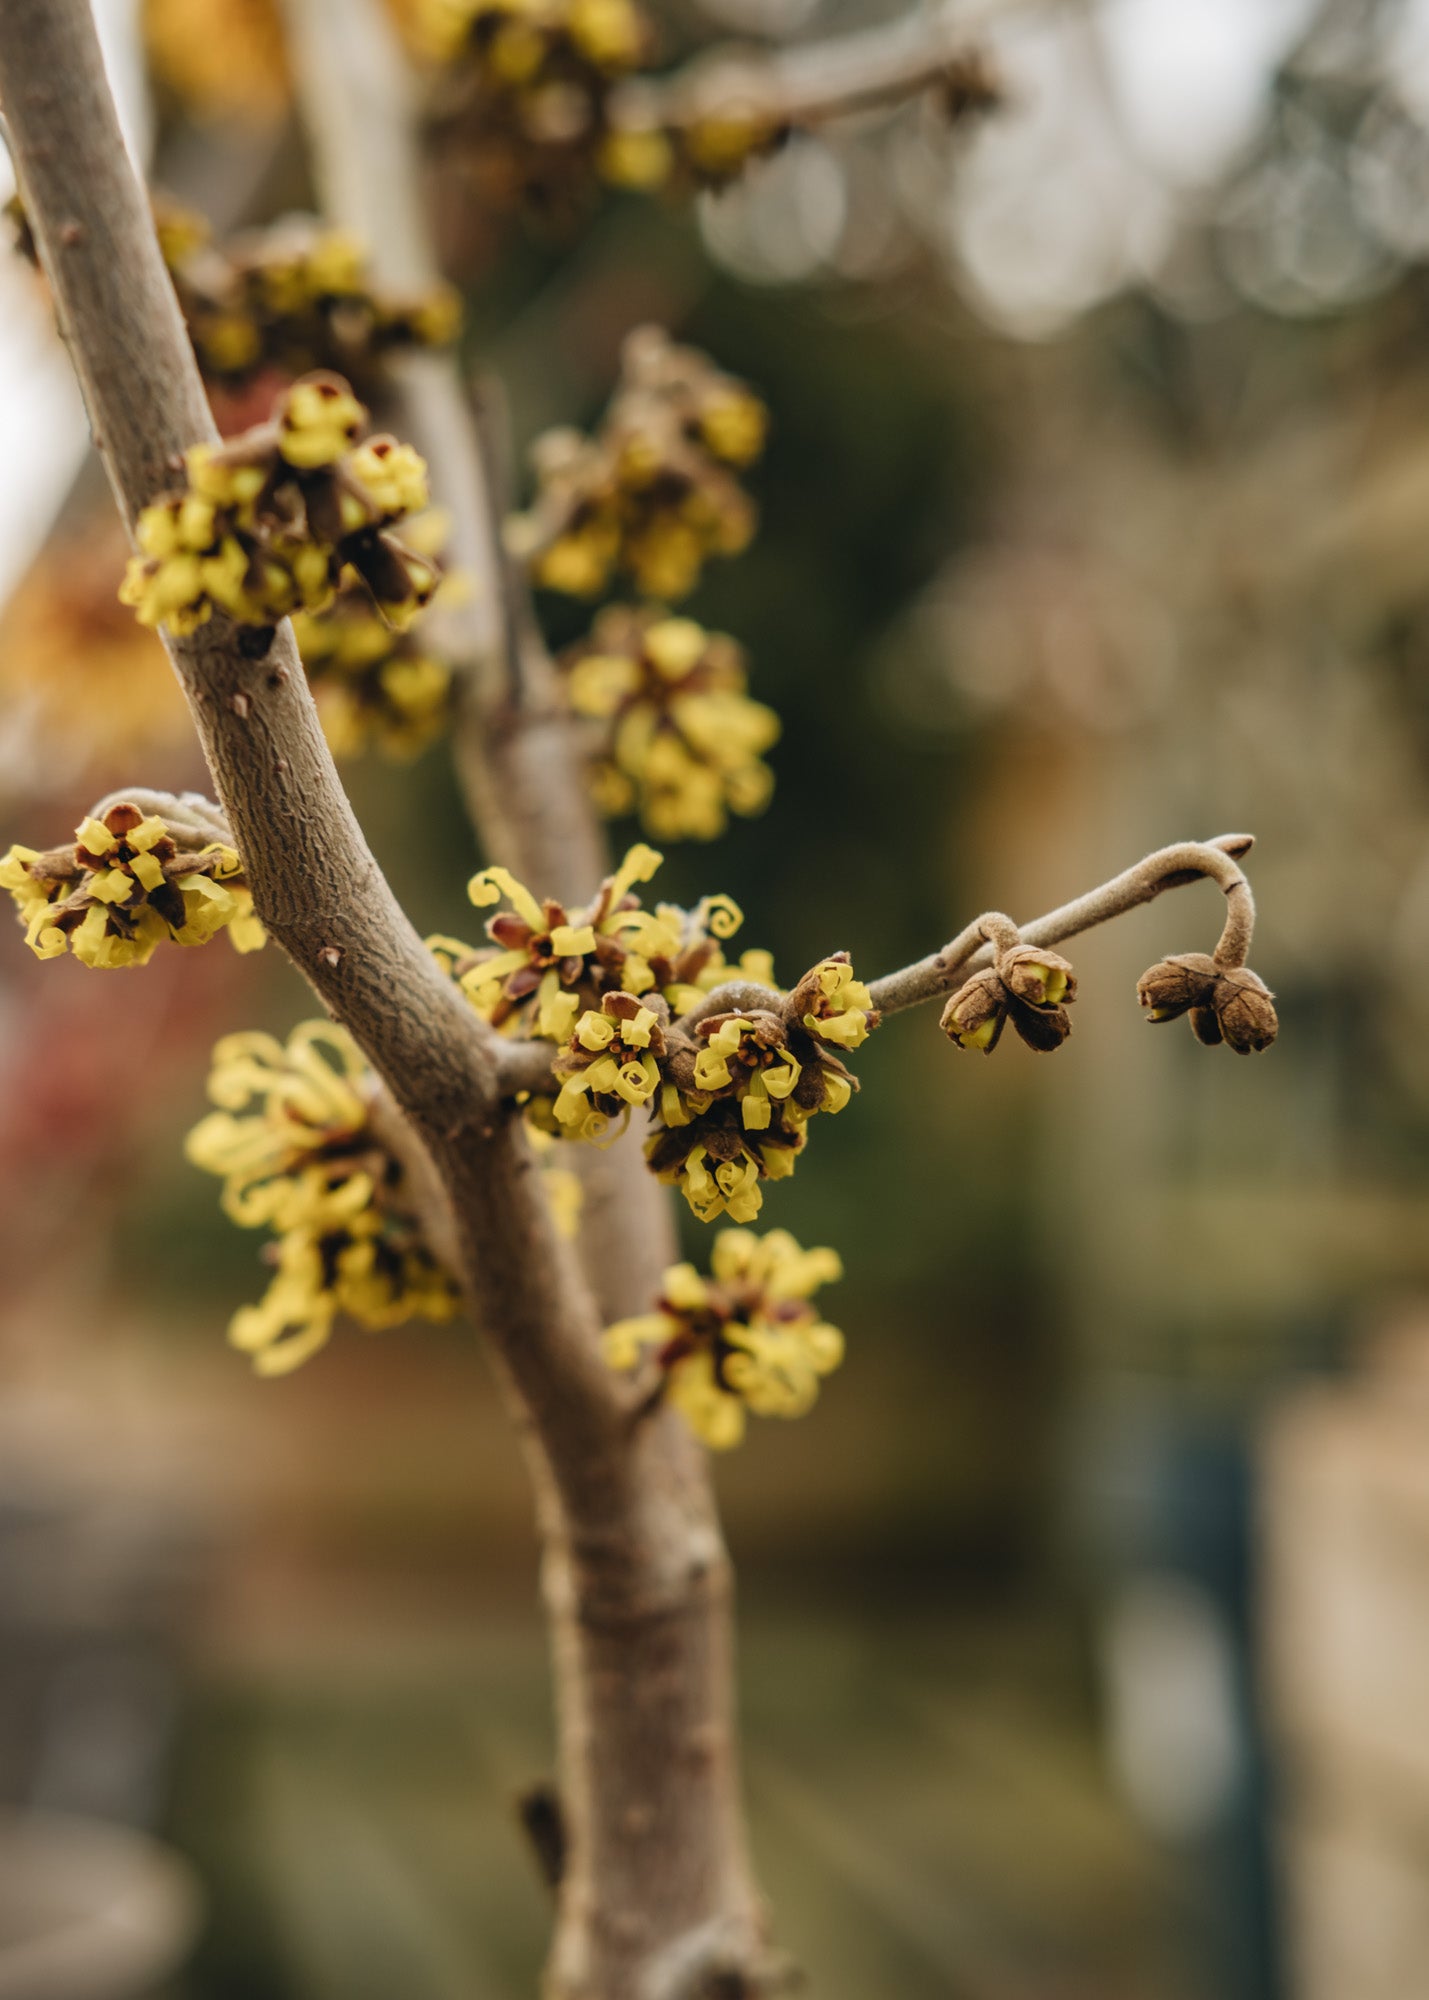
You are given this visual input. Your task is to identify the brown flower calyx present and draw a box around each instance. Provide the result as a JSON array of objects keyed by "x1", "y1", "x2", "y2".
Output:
[
  {"x1": 1137, "y1": 951, "x2": 1278, "y2": 1054},
  {"x1": 940, "y1": 921, "x2": 1076, "y2": 1054}
]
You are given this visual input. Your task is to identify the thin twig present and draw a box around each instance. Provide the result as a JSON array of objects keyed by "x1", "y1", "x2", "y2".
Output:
[
  {"x1": 866, "y1": 833, "x2": 1256, "y2": 1015},
  {"x1": 613, "y1": 0, "x2": 1016, "y2": 143},
  {"x1": 488, "y1": 836, "x2": 1259, "y2": 1101}
]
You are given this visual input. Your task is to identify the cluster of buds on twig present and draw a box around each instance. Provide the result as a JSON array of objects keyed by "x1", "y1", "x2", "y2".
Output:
[
  {"x1": 420, "y1": 0, "x2": 660, "y2": 215},
  {"x1": 604, "y1": 1228, "x2": 844, "y2": 1448},
  {"x1": 605, "y1": 46, "x2": 1004, "y2": 196},
  {"x1": 1137, "y1": 952, "x2": 1278, "y2": 1053},
  {"x1": 429, "y1": 843, "x2": 772, "y2": 1043},
  {"x1": 417, "y1": 0, "x2": 792, "y2": 208},
  {"x1": 425, "y1": 849, "x2": 877, "y2": 1210},
  {"x1": 646, "y1": 954, "x2": 876, "y2": 1224},
  {"x1": 0, "y1": 796, "x2": 264, "y2": 969},
  {"x1": 507, "y1": 326, "x2": 766, "y2": 601},
  {"x1": 293, "y1": 574, "x2": 455, "y2": 761},
  {"x1": 563, "y1": 608, "x2": 778, "y2": 840},
  {"x1": 417, "y1": 0, "x2": 1000, "y2": 225},
  {"x1": 937, "y1": 897, "x2": 1279, "y2": 1058},
  {"x1": 8, "y1": 197, "x2": 458, "y2": 394},
  {"x1": 941, "y1": 917, "x2": 1076, "y2": 1054},
  {"x1": 186, "y1": 1022, "x2": 460, "y2": 1374},
  {"x1": 160, "y1": 205, "x2": 460, "y2": 391},
  {"x1": 119, "y1": 373, "x2": 439, "y2": 636}
]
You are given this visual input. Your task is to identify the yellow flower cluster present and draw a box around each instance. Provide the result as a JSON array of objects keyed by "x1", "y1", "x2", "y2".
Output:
[
  {"x1": 186, "y1": 1023, "x2": 460, "y2": 1374},
  {"x1": 161, "y1": 206, "x2": 460, "y2": 391},
  {"x1": 0, "y1": 801, "x2": 264, "y2": 969},
  {"x1": 551, "y1": 988, "x2": 667, "y2": 1142},
  {"x1": 508, "y1": 326, "x2": 766, "y2": 602},
  {"x1": 293, "y1": 583, "x2": 454, "y2": 761},
  {"x1": 603, "y1": 1228, "x2": 844, "y2": 1449},
  {"x1": 417, "y1": 0, "x2": 659, "y2": 214},
  {"x1": 646, "y1": 954, "x2": 875, "y2": 1224},
  {"x1": 120, "y1": 373, "x2": 438, "y2": 637},
  {"x1": 414, "y1": 0, "x2": 800, "y2": 210},
  {"x1": 565, "y1": 608, "x2": 779, "y2": 840},
  {"x1": 432, "y1": 842, "x2": 775, "y2": 1042}
]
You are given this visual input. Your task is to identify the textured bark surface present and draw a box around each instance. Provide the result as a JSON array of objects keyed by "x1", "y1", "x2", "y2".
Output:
[{"x1": 0, "y1": 4, "x2": 769, "y2": 1991}]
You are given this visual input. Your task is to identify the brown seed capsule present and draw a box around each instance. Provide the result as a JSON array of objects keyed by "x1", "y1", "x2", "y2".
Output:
[
  {"x1": 1213, "y1": 967, "x2": 1278, "y2": 1053},
  {"x1": 1136, "y1": 951, "x2": 1218, "y2": 1023},
  {"x1": 940, "y1": 967, "x2": 1007, "y2": 1053}
]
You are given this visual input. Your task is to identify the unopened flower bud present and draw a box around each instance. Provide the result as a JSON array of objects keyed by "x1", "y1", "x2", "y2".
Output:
[
  {"x1": 1136, "y1": 951, "x2": 1218, "y2": 1022},
  {"x1": 999, "y1": 945, "x2": 1076, "y2": 1011},
  {"x1": 940, "y1": 968, "x2": 1006, "y2": 1053},
  {"x1": 1139, "y1": 952, "x2": 1277, "y2": 1054},
  {"x1": 1213, "y1": 966, "x2": 1278, "y2": 1054}
]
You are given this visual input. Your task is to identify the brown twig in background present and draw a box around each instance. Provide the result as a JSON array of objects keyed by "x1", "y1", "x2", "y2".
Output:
[
  {"x1": 613, "y1": 2, "x2": 1003, "y2": 148},
  {"x1": 278, "y1": 0, "x2": 609, "y2": 899}
]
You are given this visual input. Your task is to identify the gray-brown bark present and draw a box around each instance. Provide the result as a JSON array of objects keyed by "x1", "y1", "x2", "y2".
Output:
[{"x1": 0, "y1": 2, "x2": 769, "y2": 1991}]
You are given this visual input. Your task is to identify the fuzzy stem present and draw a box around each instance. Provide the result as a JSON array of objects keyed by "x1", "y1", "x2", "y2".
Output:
[
  {"x1": 974, "y1": 910, "x2": 1022, "y2": 960},
  {"x1": 866, "y1": 833, "x2": 1257, "y2": 1015}
]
